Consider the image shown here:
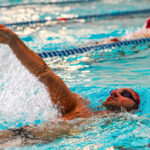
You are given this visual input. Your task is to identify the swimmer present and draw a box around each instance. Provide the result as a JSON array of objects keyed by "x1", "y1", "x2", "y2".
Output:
[
  {"x1": 95, "y1": 17, "x2": 150, "y2": 45},
  {"x1": 0, "y1": 24, "x2": 140, "y2": 147}
]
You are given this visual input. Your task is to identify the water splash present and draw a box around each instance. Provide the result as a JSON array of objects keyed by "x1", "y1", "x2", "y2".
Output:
[{"x1": 0, "y1": 44, "x2": 58, "y2": 129}]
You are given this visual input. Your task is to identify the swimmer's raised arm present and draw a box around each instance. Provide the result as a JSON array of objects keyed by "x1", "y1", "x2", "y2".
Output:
[{"x1": 0, "y1": 24, "x2": 77, "y2": 114}]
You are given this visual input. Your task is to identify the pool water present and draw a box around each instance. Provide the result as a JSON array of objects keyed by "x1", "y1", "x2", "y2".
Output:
[{"x1": 0, "y1": 0, "x2": 150, "y2": 149}]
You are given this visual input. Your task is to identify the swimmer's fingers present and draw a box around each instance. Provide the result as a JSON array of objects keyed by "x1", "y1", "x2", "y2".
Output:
[
  {"x1": 0, "y1": 24, "x2": 15, "y2": 44},
  {"x1": 0, "y1": 24, "x2": 10, "y2": 42},
  {"x1": 0, "y1": 24, "x2": 7, "y2": 29}
]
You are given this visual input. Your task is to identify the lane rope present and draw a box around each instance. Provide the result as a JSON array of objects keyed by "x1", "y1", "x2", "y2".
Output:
[
  {"x1": 0, "y1": 0, "x2": 99, "y2": 8},
  {"x1": 3, "y1": 8, "x2": 150, "y2": 27},
  {"x1": 37, "y1": 37, "x2": 150, "y2": 58}
]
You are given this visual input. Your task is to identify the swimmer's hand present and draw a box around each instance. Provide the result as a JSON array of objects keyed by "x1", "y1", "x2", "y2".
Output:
[{"x1": 0, "y1": 24, "x2": 16, "y2": 44}]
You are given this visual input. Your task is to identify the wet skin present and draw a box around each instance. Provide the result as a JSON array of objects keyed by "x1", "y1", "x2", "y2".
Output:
[
  {"x1": 103, "y1": 88, "x2": 139, "y2": 112},
  {"x1": 0, "y1": 24, "x2": 140, "y2": 147},
  {"x1": 0, "y1": 24, "x2": 139, "y2": 119}
]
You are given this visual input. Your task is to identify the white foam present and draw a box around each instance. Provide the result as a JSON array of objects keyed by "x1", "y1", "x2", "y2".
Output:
[{"x1": 0, "y1": 44, "x2": 58, "y2": 126}]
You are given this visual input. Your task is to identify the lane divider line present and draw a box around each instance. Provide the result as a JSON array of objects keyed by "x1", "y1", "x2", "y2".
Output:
[
  {"x1": 0, "y1": 0, "x2": 99, "y2": 8},
  {"x1": 3, "y1": 8, "x2": 150, "y2": 27},
  {"x1": 37, "y1": 37, "x2": 150, "y2": 58}
]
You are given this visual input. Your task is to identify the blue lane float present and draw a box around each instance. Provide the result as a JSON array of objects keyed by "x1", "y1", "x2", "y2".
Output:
[
  {"x1": 3, "y1": 8, "x2": 150, "y2": 27},
  {"x1": 0, "y1": 0, "x2": 99, "y2": 8},
  {"x1": 37, "y1": 37, "x2": 150, "y2": 58}
]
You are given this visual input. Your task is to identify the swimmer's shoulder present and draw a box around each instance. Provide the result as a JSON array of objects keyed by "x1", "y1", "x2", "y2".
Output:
[{"x1": 61, "y1": 93, "x2": 93, "y2": 120}]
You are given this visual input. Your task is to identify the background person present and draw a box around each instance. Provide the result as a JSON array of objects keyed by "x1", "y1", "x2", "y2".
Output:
[{"x1": 95, "y1": 17, "x2": 150, "y2": 45}]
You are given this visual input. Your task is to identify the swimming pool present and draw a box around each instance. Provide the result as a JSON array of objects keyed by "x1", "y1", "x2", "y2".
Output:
[{"x1": 0, "y1": 0, "x2": 150, "y2": 149}]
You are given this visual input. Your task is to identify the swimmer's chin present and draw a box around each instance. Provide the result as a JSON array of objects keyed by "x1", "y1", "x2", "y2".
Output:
[{"x1": 102, "y1": 102, "x2": 121, "y2": 111}]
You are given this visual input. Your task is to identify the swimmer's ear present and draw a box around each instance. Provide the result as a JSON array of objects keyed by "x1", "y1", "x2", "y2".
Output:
[
  {"x1": 132, "y1": 103, "x2": 138, "y2": 110},
  {"x1": 126, "y1": 103, "x2": 138, "y2": 114}
]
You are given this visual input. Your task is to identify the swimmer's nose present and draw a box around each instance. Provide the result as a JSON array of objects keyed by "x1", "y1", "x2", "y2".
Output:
[{"x1": 111, "y1": 90, "x2": 119, "y2": 98}]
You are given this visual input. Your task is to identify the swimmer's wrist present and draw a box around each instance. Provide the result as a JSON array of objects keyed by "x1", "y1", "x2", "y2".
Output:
[
  {"x1": 7, "y1": 30, "x2": 18, "y2": 45},
  {"x1": 7, "y1": 37, "x2": 12, "y2": 45}
]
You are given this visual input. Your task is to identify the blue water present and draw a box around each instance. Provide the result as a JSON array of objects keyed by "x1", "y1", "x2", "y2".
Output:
[{"x1": 0, "y1": 0, "x2": 150, "y2": 149}]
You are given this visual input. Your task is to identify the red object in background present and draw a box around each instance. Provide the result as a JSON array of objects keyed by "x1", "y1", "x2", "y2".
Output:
[
  {"x1": 110, "y1": 37, "x2": 120, "y2": 42},
  {"x1": 57, "y1": 18, "x2": 68, "y2": 21},
  {"x1": 145, "y1": 17, "x2": 150, "y2": 29}
]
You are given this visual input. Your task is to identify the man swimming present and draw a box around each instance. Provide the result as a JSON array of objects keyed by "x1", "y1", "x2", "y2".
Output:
[
  {"x1": 0, "y1": 22, "x2": 141, "y2": 147},
  {"x1": 95, "y1": 17, "x2": 150, "y2": 45}
]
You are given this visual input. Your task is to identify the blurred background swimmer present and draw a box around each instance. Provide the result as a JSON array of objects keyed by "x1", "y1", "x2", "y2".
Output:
[{"x1": 95, "y1": 17, "x2": 150, "y2": 44}]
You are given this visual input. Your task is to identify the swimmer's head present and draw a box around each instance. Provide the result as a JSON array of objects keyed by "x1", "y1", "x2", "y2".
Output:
[
  {"x1": 110, "y1": 37, "x2": 120, "y2": 42},
  {"x1": 145, "y1": 17, "x2": 150, "y2": 29},
  {"x1": 102, "y1": 88, "x2": 140, "y2": 112}
]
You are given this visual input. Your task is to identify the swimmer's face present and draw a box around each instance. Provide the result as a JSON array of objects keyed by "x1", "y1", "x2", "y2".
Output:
[{"x1": 103, "y1": 88, "x2": 139, "y2": 111}]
